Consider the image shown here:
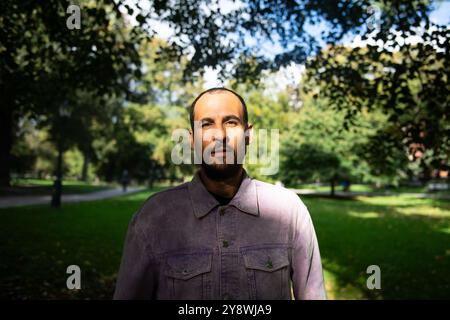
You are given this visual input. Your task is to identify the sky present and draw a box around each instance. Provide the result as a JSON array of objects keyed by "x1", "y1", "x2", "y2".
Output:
[
  {"x1": 206, "y1": 0, "x2": 450, "y2": 89},
  {"x1": 430, "y1": 1, "x2": 450, "y2": 24},
  {"x1": 124, "y1": 0, "x2": 450, "y2": 89}
]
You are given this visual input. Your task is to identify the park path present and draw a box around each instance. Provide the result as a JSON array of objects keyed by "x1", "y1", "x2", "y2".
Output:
[
  {"x1": 291, "y1": 188, "x2": 450, "y2": 200},
  {"x1": 1, "y1": 187, "x2": 449, "y2": 209},
  {"x1": 0, "y1": 187, "x2": 146, "y2": 209}
]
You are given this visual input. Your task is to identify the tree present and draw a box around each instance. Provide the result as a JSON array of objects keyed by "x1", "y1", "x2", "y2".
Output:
[
  {"x1": 278, "y1": 86, "x2": 387, "y2": 193},
  {"x1": 306, "y1": 36, "x2": 449, "y2": 181},
  {"x1": 281, "y1": 143, "x2": 342, "y2": 196},
  {"x1": 0, "y1": 0, "x2": 143, "y2": 207},
  {"x1": 59, "y1": 90, "x2": 120, "y2": 183},
  {"x1": 93, "y1": 101, "x2": 167, "y2": 183},
  {"x1": 2, "y1": 0, "x2": 443, "y2": 191}
]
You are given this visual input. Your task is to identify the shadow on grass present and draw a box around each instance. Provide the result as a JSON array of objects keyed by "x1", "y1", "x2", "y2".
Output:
[
  {"x1": 0, "y1": 188, "x2": 449, "y2": 299},
  {"x1": 0, "y1": 186, "x2": 167, "y2": 299},
  {"x1": 301, "y1": 195, "x2": 450, "y2": 299}
]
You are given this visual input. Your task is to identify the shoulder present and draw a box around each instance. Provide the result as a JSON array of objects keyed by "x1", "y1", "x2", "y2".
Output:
[
  {"x1": 145, "y1": 182, "x2": 190, "y2": 206},
  {"x1": 132, "y1": 182, "x2": 190, "y2": 225},
  {"x1": 254, "y1": 179, "x2": 305, "y2": 205},
  {"x1": 253, "y1": 179, "x2": 308, "y2": 213}
]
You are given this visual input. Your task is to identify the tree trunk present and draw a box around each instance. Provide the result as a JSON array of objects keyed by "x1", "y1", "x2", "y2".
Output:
[
  {"x1": 330, "y1": 177, "x2": 336, "y2": 196},
  {"x1": 81, "y1": 152, "x2": 89, "y2": 182},
  {"x1": 51, "y1": 120, "x2": 64, "y2": 208},
  {"x1": 420, "y1": 159, "x2": 432, "y2": 184},
  {"x1": 51, "y1": 144, "x2": 63, "y2": 208},
  {"x1": 0, "y1": 108, "x2": 13, "y2": 187}
]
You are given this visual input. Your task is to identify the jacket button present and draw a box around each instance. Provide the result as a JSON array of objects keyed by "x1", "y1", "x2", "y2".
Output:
[
  {"x1": 222, "y1": 240, "x2": 229, "y2": 248},
  {"x1": 219, "y1": 207, "x2": 225, "y2": 215},
  {"x1": 223, "y1": 293, "x2": 232, "y2": 300}
]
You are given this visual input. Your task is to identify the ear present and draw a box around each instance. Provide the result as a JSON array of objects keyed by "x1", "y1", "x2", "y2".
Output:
[
  {"x1": 245, "y1": 123, "x2": 254, "y2": 146},
  {"x1": 189, "y1": 129, "x2": 194, "y2": 150}
]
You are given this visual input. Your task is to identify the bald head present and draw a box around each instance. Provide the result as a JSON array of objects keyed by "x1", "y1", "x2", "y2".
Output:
[{"x1": 189, "y1": 87, "x2": 248, "y2": 131}]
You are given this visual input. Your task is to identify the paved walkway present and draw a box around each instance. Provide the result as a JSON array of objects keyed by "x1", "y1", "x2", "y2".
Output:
[
  {"x1": 291, "y1": 188, "x2": 450, "y2": 200},
  {"x1": 1, "y1": 186, "x2": 449, "y2": 209},
  {"x1": 0, "y1": 187, "x2": 146, "y2": 208}
]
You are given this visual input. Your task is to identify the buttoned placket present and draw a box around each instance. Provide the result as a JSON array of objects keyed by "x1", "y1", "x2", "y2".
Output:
[{"x1": 217, "y1": 204, "x2": 239, "y2": 300}]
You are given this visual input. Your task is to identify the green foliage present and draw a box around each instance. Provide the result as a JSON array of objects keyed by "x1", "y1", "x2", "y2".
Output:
[
  {"x1": 0, "y1": 0, "x2": 144, "y2": 186},
  {"x1": 2, "y1": 0, "x2": 447, "y2": 187},
  {"x1": 94, "y1": 103, "x2": 163, "y2": 182},
  {"x1": 64, "y1": 148, "x2": 95, "y2": 181},
  {"x1": 281, "y1": 143, "x2": 341, "y2": 187},
  {"x1": 11, "y1": 119, "x2": 56, "y2": 179},
  {"x1": 278, "y1": 87, "x2": 392, "y2": 187},
  {"x1": 306, "y1": 31, "x2": 450, "y2": 180}
]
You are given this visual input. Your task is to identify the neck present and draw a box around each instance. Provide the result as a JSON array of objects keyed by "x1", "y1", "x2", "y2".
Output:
[{"x1": 198, "y1": 166, "x2": 244, "y2": 199}]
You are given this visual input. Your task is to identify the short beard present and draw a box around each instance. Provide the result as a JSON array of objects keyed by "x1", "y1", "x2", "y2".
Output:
[{"x1": 201, "y1": 162, "x2": 242, "y2": 181}]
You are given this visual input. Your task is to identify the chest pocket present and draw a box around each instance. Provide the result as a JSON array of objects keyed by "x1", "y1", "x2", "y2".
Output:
[
  {"x1": 164, "y1": 252, "x2": 212, "y2": 299},
  {"x1": 242, "y1": 247, "x2": 291, "y2": 300}
]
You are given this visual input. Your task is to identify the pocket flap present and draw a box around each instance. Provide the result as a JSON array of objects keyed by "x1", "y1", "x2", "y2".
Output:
[
  {"x1": 242, "y1": 247, "x2": 289, "y2": 272},
  {"x1": 165, "y1": 253, "x2": 212, "y2": 280}
]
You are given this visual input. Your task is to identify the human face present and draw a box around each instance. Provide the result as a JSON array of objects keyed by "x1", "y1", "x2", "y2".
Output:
[{"x1": 190, "y1": 91, "x2": 252, "y2": 177}]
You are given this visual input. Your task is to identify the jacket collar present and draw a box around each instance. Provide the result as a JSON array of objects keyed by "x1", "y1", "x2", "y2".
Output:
[{"x1": 188, "y1": 169, "x2": 259, "y2": 219}]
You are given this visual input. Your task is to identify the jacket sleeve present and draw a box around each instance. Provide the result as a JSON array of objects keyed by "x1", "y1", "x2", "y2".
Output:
[
  {"x1": 291, "y1": 200, "x2": 327, "y2": 300},
  {"x1": 113, "y1": 213, "x2": 157, "y2": 300}
]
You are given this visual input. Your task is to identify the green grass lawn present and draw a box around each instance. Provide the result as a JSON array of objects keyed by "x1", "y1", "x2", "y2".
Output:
[
  {"x1": 297, "y1": 183, "x2": 450, "y2": 195},
  {"x1": 305, "y1": 195, "x2": 450, "y2": 299},
  {"x1": 0, "y1": 188, "x2": 449, "y2": 299},
  {"x1": 1, "y1": 178, "x2": 114, "y2": 196}
]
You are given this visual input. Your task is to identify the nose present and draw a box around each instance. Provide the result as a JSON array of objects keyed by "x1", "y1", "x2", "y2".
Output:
[{"x1": 213, "y1": 126, "x2": 228, "y2": 144}]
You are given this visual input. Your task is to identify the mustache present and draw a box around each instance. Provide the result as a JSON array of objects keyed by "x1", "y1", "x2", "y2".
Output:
[{"x1": 205, "y1": 143, "x2": 234, "y2": 153}]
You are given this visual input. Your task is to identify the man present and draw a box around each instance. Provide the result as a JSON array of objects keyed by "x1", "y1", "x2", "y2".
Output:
[{"x1": 114, "y1": 87, "x2": 326, "y2": 300}]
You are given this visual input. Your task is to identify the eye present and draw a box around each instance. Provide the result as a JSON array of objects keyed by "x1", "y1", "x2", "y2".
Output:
[
  {"x1": 202, "y1": 122, "x2": 212, "y2": 128},
  {"x1": 226, "y1": 120, "x2": 238, "y2": 126}
]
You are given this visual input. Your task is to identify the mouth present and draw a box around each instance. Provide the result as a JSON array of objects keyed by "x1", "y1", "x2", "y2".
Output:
[{"x1": 211, "y1": 148, "x2": 232, "y2": 156}]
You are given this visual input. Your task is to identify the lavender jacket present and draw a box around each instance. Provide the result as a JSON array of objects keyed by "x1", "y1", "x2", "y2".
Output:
[{"x1": 113, "y1": 171, "x2": 326, "y2": 300}]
